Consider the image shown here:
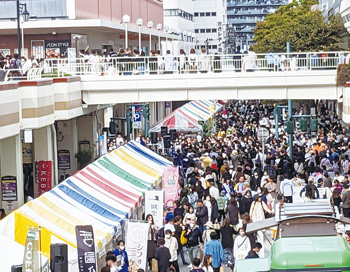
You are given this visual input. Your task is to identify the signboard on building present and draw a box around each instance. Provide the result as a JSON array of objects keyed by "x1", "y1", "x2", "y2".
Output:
[
  {"x1": 75, "y1": 225, "x2": 97, "y2": 272},
  {"x1": 58, "y1": 150, "x2": 71, "y2": 170},
  {"x1": 1, "y1": 176, "x2": 17, "y2": 201},
  {"x1": 145, "y1": 190, "x2": 164, "y2": 228},
  {"x1": 37, "y1": 161, "x2": 52, "y2": 196},
  {"x1": 45, "y1": 40, "x2": 71, "y2": 58}
]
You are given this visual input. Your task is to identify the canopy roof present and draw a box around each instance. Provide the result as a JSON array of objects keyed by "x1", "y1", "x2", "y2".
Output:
[
  {"x1": 149, "y1": 110, "x2": 202, "y2": 133},
  {"x1": 0, "y1": 140, "x2": 172, "y2": 270}
]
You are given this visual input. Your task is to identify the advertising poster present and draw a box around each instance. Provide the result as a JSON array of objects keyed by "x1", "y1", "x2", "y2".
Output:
[
  {"x1": 45, "y1": 40, "x2": 71, "y2": 58},
  {"x1": 37, "y1": 161, "x2": 52, "y2": 196},
  {"x1": 22, "y1": 143, "x2": 33, "y2": 164},
  {"x1": 75, "y1": 225, "x2": 97, "y2": 272},
  {"x1": 23, "y1": 228, "x2": 41, "y2": 272},
  {"x1": 145, "y1": 190, "x2": 164, "y2": 228},
  {"x1": 163, "y1": 166, "x2": 179, "y2": 208},
  {"x1": 132, "y1": 105, "x2": 143, "y2": 129},
  {"x1": 58, "y1": 150, "x2": 71, "y2": 170},
  {"x1": 1, "y1": 176, "x2": 17, "y2": 201},
  {"x1": 125, "y1": 222, "x2": 149, "y2": 271}
]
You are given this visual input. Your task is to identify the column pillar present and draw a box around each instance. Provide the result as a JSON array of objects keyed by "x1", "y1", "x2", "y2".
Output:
[
  {"x1": 0, "y1": 135, "x2": 24, "y2": 213},
  {"x1": 33, "y1": 126, "x2": 56, "y2": 198}
]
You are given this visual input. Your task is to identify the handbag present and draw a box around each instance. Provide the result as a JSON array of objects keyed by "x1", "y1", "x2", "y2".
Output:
[
  {"x1": 213, "y1": 222, "x2": 221, "y2": 230},
  {"x1": 180, "y1": 230, "x2": 188, "y2": 245},
  {"x1": 152, "y1": 258, "x2": 158, "y2": 272}
]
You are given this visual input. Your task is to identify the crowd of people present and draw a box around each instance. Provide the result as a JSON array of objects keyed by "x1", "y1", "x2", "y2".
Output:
[
  {"x1": 0, "y1": 53, "x2": 40, "y2": 77},
  {"x1": 100, "y1": 99, "x2": 350, "y2": 272}
]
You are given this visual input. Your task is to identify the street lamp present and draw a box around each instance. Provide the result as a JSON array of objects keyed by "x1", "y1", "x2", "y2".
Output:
[
  {"x1": 136, "y1": 18, "x2": 143, "y2": 51},
  {"x1": 16, "y1": 0, "x2": 30, "y2": 58},
  {"x1": 147, "y1": 21, "x2": 154, "y2": 54},
  {"x1": 164, "y1": 26, "x2": 169, "y2": 51},
  {"x1": 122, "y1": 14, "x2": 131, "y2": 49},
  {"x1": 156, "y1": 23, "x2": 162, "y2": 51}
]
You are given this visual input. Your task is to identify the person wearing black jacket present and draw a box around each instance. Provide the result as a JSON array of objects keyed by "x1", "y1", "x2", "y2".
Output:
[
  {"x1": 210, "y1": 198, "x2": 219, "y2": 223},
  {"x1": 155, "y1": 238, "x2": 171, "y2": 272},
  {"x1": 196, "y1": 200, "x2": 208, "y2": 233},
  {"x1": 238, "y1": 190, "x2": 254, "y2": 216},
  {"x1": 184, "y1": 223, "x2": 203, "y2": 263},
  {"x1": 245, "y1": 242, "x2": 262, "y2": 259},
  {"x1": 174, "y1": 216, "x2": 190, "y2": 265},
  {"x1": 220, "y1": 218, "x2": 236, "y2": 265}
]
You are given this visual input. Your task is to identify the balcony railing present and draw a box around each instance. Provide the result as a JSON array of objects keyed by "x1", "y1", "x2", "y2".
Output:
[{"x1": 2, "y1": 52, "x2": 347, "y2": 81}]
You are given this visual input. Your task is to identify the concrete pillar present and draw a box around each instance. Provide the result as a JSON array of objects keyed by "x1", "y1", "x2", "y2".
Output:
[
  {"x1": 342, "y1": 85, "x2": 350, "y2": 124},
  {"x1": 56, "y1": 119, "x2": 79, "y2": 178},
  {"x1": 149, "y1": 102, "x2": 157, "y2": 126},
  {"x1": 0, "y1": 135, "x2": 24, "y2": 214},
  {"x1": 33, "y1": 126, "x2": 57, "y2": 198}
]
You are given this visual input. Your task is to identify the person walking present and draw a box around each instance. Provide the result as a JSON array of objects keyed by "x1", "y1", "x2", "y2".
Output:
[
  {"x1": 196, "y1": 200, "x2": 209, "y2": 234},
  {"x1": 233, "y1": 228, "x2": 251, "y2": 261},
  {"x1": 342, "y1": 184, "x2": 350, "y2": 218},
  {"x1": 184, "y1": 222, "x2": 204, "y2": 265},
  {"x1": 220, "y1": 218, "x2": 235, "y2": 266},
  {"x1": 155, "y1": 238, "x2": 171, "y2": 272},
  {"x1": 165, "y1": 229, "x2": 179, "y2": 272},
  {"x1": 202, "y1": 255, "x2": 214, "y2": 272},
  {"x1": 203, "y1": 232, "x2": 224, "y2": 272}
]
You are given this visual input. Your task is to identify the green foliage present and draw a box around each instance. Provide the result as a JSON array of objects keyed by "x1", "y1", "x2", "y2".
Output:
[
  {"x1": 75, "y1": 150, "x2": 93, "y2": 168},
  {"x1": 253, "y1": 0, "x2": 347, "y2": 52},
  {"x1": 200, "y1": 119, "x2": 215, "y2": 137}
]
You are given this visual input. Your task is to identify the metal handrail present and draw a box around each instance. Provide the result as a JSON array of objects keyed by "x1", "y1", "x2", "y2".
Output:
[
  {"x1": 2, "y1": 67, "x2": 44, "y2": 81},
  {"x1": 36, "y1": 51, "x2": 350, "y2": 78}
]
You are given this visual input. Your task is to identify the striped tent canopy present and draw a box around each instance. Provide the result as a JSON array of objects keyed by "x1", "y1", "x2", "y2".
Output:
[
  {"x1": 149, "y1": 110, "x2": 202, "y2": 133},
  {"x1": 0, "y1": 140, "x2": 172, "y2": 271}
]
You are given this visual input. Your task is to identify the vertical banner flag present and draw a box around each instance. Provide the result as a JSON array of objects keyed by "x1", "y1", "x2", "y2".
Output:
[
  {"x1": 132, "y1": 105, "x2": 142, "y2": 129},
  {"x1": 38, "y1": 161, "x2": 52, "y2": 196},
  {"x1": 163, "y1": 166, "x2": 179, "y2": 209},
  {"x1": 76, "y1": 225, "x2": 97, "y2": 272},
  {"x1": 23, "y1": 228, "x2": 41, "y2": 272},
  {"x1": 126, "y1": 222, "x2": 149, "y2": 271},
  {"x1": 145, "y1": 190, "x2": 164, "y2": 228}
]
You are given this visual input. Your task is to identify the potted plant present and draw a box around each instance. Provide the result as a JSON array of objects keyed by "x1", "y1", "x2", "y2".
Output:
[{"x1": 75, "y1": 149, "x2": 93, "y2": 169}]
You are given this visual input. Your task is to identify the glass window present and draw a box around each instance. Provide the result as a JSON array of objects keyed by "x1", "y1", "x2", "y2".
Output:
[
  {"x1": 164, "y1": 10, "x2": 170, "y2": 16},
  {"x1": 200, "y1": 12, "x2": 205, "y2": 16},
  {"x1": 206, "y1": 29, "x2": 211, "y2": 33},
  {"x1": 212, "y1": 45, "x2": 218, "y2": 49},
  {"x1": 206, "y1": 12, "x2": 211, "y2": 16},
  {"x1": 195, "y1": 29, "x2": 199, "y2": 33},
  {"x1": 212, "y1": 28, "x2": 217, "y2": 33},
  {"x1": 200, "y1": 29, "x2": 205, "y2": 33},
  {"x1": 212, "y1": 12, "x2": 217, "y2": 16},
  {"x1": 194, "y1": 12, "x2": 199, "y2": 16}
]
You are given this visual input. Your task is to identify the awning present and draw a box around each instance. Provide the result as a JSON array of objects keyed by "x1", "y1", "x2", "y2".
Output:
[{"x1": 246, "y1": 217, "x2": 278, "y2": 234}]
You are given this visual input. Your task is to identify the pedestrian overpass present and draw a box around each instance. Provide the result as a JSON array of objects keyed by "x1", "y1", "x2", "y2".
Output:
[
  {"x1": 38, "y1": 51, "x2": 345, "y2": 105},
  {"x1": 80, "y1": 70, "x2": 339, "y2": 105}
]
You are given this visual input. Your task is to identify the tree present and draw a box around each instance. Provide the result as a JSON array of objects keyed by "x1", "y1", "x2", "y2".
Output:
[{"x1": 253, "y1": 0, "x2": 347, "y2": 52}]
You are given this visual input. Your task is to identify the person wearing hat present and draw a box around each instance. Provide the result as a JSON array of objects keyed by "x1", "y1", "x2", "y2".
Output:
[
  {"x1": 201, "y1": 152, "x2": 213, "y2": 169},
  {"x1": 202, "y1": 221, "x2": 216, "y2": 245}
]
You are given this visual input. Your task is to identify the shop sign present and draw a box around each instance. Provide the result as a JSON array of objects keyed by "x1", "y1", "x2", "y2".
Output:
[{"x1": 1, "y1": 176, "x2": 17, "y2": 201}]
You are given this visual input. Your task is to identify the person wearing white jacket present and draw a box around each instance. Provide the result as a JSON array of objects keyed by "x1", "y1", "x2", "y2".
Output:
[
  {"x1": 165, "y1": 229, "x2": 179, "y2": 272},
  {"x1": 233, "y1": 228, "x2": 251, "y2": 260}
]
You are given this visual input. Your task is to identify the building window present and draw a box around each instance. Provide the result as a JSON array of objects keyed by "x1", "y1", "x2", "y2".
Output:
[
  {"x1": 212, "y1": 28, "x2": 217, "y2": 33},
  {"x1": 163, "y1": 9, "x2": 194, "y2": 21},
  {"x1": 206, "y1": 12, "x2": 211, "y2": 16},
  {"x1": 200, "y1": 29, "x2": 205, "y2": 33},
  {"x1": 206, "y1": 29, "x2": 211, "y2": 33},
  {"x1": 212, "y1": 12, "x2": 217, "y2": 16},
  {"x1": 201, "y1": 45, "x2": 206, "y2": 49},
  {"x1": 194, "y1": 12, "x2": 199, "y2": 16},
  {"x1": 200, "y1": 12, "x2": 205, "y2": 16},
  {"x1": 212, "y1": 45, "x2": 218, "y2": 49},
  {"x1": 195, "y1": 29, "x2": 199, "y2": 33}
]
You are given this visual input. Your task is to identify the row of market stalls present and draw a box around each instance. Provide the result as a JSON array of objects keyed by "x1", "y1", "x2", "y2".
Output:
[
  {"x1": 149, "y1": 99, "x2": 226, "y2": 133},
  {"x1": 0, "y1": 140, "x2": 173, "y2": 271}
]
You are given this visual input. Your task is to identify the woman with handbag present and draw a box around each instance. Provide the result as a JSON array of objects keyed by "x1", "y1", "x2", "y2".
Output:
[
  {"x1": 249, "y1": 195, "x2": 273, "y2": 222},
  {"x1": 146, "y1": 214, "x2": 158, "y2": 270}
]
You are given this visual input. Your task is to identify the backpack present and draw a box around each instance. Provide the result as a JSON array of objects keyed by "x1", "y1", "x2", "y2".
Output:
[{"x1": 10, "y1": 59, "x2": 18, "y2": 69}]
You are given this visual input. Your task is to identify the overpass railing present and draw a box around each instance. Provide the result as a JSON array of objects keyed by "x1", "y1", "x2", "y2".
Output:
[{"x1": 39, "y1": 51, "x2": 350, "y2": 77}]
